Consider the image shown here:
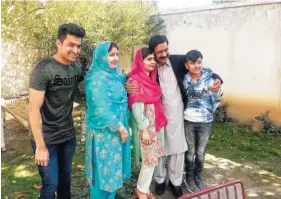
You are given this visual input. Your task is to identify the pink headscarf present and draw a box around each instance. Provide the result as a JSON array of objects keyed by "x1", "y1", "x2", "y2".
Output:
[{"x1": 128, "y1": 48, "x2": 167, "y2": 132}]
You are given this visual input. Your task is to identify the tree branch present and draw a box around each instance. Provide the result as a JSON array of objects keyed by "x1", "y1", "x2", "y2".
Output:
[{"x1": 8, "y1": 2, "x2": 48, "y2": 27}]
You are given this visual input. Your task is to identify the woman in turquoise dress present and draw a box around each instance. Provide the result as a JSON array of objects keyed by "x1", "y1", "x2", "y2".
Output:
[{"x1": 84, "y1": 41, "x2": 131, "y2": 199}]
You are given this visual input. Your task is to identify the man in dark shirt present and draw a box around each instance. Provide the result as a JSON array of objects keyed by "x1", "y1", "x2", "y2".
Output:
[{"x1": 28, "y1": 23, "x2": 85, "y2": 199}]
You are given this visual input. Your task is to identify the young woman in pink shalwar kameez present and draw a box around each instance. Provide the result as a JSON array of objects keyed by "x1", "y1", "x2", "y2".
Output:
[{"x1": 128, "y1": 48, "x2": 167, "y2": 199}]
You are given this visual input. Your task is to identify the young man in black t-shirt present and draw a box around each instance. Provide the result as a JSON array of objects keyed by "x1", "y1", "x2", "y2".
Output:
[{"x1": 29, "y1": 23, "x2": 85, "y2": 199}]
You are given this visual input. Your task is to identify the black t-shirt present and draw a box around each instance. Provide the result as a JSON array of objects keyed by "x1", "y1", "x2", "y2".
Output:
[{"x1": 29, "y1": 57, "x2": 83, "y2": 144}]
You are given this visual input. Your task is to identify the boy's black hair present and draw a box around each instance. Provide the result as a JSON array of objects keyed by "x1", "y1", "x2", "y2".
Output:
[
  {"x1": 148, "y1": 35, "x2": 169, "y2": 51},
  {"x1": 185, "y1": 50, "x2": 203, "y2": 62},
  {"x1": 57, "y1": 23, "x2": 86, "y2": 42}
]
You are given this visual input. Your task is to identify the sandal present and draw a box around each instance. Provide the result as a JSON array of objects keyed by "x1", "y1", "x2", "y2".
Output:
[
  {"x1": 131, "y1": 189, "x2": 151, "y2": 199},
  {"x1": 146, "y1": 192, "x2": 155, "y2": 199},
  {"x1": 130, "y1": 190, "x2": 138, "y2": 199}
]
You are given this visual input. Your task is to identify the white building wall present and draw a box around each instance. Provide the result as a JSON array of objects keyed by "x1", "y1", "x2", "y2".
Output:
[{"x1": 160, "y1": 1, "x2": 281, "y2": 124}]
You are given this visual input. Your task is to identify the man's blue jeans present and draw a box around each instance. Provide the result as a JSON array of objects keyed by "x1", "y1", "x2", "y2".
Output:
[
  {"x1": 184, "y1": 121, "x2": 212, "y2": 177},
  {"x1": 31, "y1": 137, "x2": 76, "y2": 199}
]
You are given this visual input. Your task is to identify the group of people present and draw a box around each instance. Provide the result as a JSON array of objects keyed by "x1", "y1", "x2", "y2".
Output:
[{"x1": 28, "y1": 23, "x2": 222, "y2": 199}]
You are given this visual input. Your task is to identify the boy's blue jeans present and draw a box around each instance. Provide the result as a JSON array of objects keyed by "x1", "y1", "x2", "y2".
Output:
[
  {"x1": 31, "y1": 137, "x2": 76, "y2": 199},
  {"x1": 184, "y1": 121, "x2": 212, "y2": 177}
]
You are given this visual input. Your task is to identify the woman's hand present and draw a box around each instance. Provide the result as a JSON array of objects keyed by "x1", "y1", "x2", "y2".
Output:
[
  {"x1": 118, "y1": 125, "x2": 129, "y2": 144},
  {"x1": 141, "y1": 129, "x2": 151, "y2": 145}
]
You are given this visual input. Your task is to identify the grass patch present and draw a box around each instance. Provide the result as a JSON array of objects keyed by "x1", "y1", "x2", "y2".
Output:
[
  {"x1": 208, "y1": 122, "x2": 281, "y2": 175},
  {"x1": 1, "y1": 152, "x2": 41, "y2": 198},
  {"x1": 1, "y1": 136, "x2": 137, "y2": 199},
  {"x1": 1, "y1": 139, "x2": 89, "y2": 199},
  {"x1": 2, "y1": 122, "x2": 281, "y2": 198}
]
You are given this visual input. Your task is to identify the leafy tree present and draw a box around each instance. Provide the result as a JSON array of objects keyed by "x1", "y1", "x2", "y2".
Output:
[{"x1": 1, "y1": 1, "x2": 165, "y2": 98}]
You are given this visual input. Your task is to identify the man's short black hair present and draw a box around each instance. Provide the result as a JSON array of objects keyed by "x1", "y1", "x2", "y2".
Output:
[
  {"x1": 148, "y1": 35, "x2": 169, "y2": 51},
  {"x1": 57, "y1": 23, "x2": 86, "y2": 42},
  {"x1": 185, "y1": 50, "x2": 203, "y2": 62}
]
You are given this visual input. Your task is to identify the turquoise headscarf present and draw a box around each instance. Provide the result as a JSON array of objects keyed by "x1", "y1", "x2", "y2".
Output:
[
  {"x1": 84, "y1": 41, "x2": 129, "y2": 191},
  {"x1": 85, "y1": 41, "x2": 127, "y2": 130}
]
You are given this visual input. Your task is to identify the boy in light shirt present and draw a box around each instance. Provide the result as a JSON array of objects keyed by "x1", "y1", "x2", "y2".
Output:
[{"x1": 183, "y1": 50, "x2": 221, "y2": 193}]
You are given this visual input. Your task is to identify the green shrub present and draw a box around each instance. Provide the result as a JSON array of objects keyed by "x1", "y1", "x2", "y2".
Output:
[
  {"x1": 214, "y1": 103, "x2": 232, "y2": 123},
  {"x1": 255, "y1": 111, "x2": 281, "y2": 135}
]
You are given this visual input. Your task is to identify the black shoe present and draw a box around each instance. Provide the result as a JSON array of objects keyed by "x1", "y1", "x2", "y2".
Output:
[
  {"x1": 155, "y1": 181, "x2": 166, "y2": 195},
  {"x1": 194, "y1": 175, "x2": 208, "y2": 190},
  {"x1": 169, "y1": 181, "x2": 183, "y2": 198},
  {"x1": 185, "y1": 177, "x2": 200, "y2": 193}
]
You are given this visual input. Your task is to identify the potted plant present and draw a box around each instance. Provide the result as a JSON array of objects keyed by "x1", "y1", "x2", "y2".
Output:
[{"x1": 252, "y1": 111, "x2": 269, "y2": 132}]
